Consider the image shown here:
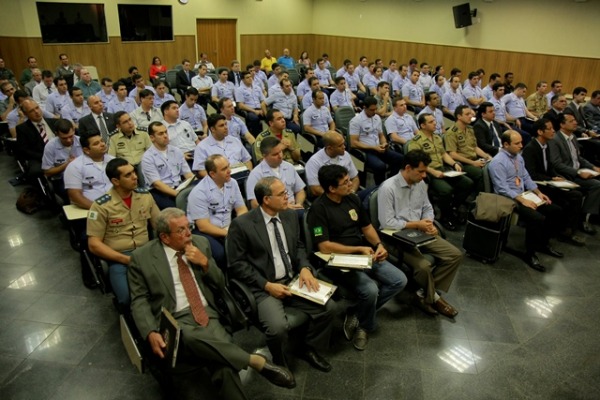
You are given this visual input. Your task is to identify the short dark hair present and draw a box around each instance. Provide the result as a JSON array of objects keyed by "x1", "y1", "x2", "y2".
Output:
[
  {"x1": 318, "y1": 164, "x2": 349, "y2": 193},
  {"x1": 492, "y1": 82, "x2": 505, "y2": 92},
  {"x1": 160, "y1": 100, "x2": 178, "y2": 115},
  {"x1": 260, "y1": 136, "x2": 281, "y2": 156},
  {"x1": 100, "y1": 77, "x2": 112, "y2": 86},
  {"x1": 573, "y1": 86, "x2": 587, "y2": 96},
  {"x1": 240, "y1": 71, "x2": 251, "y2": 80},
  {"x1": 69, "y1": 87, "x2": 82, "y2": 97},
  {"x1": 425, "y1": 91, "x2": 437, "y2": 103},
  {"x1": 80, "y1": 131, "x2": 101, "y2": 149},
  {"x1": 217, "y1": 67, "x2": 229, "y2": 75},
  {"x1": 550, "y1": 80, "x2": 561, "y2": 88},
  {"x1": 114, "y1": 111, "x2": 128, "y2": 124},
  {"x1": 450, "y1": 68, "x2": 461, "y2": 76},
  {"x1": 334, "y1": 76, "x2": 345, "y2": 85},
  {"x1": 312, "y1": 88, "x2": 323, "y2": 100},
  {"x1": 106, "y1": 158, "x2": 130, "y2": 181},
  {"x1": 254, "y1": 177, "x2": 278, "y2": 205},
  {"x1": 128, "y1": 66, "x2": 138, "y2": 74},
  {"x1": 41, "y1": 70, "x2": 53, "y2": 79},
  {"x1": 515, "y1": 83, "x2": 527, "y2": 90},
  {"x1": 454, "y1": 105, "x2": 470, "y2": 119},
  {"x1": 402, "y1": 149, "x2": 431, "y2": 169},
  {"x1": 218, "y1": 97, "x2": 231, "y2": 111},
  {"x1": 208, "y1": 113, "x2": 226, "y2": 130},
  {"x1": 205, "y1": 154, "x2": 225, "y2": 174},
  {"x1": 185, "y1": 87, "x2": 199, "y2": 97},
  {"x1": 504, "y1": 72, "x2": 513, "y2": 79},
  {"x1": 417, "y1": 113, "x2": 433, "y2": 127},
  {"x1": 592, "y1": 90, "x2": 600, "y2": 98},
  {"x1": 55, "y1": 118, "x2": 74, "y2": 134},
  {"x1": 54, "y1": 76, "x2": 67, "y2": 86},
  {"x1": 132, "y1": 73, "x2": 143, "y2": 82},
  {"x1": 377, "y1": 81, "x2": 389, "y2": 90},
  {"x1": 139, "y1": 89, "x2": 154, "y2": 99},
  {"x1": 533, "y1": 118, "x2": 551, "y2": 136},
  {"x1": 112, "y1": 80, "x2": 126, "y2": 91},
  {"x1": 253, "y1": 59, "x2": 261, "y2": 67},
  {"x1": 363, "y1": 96, "x2": 377, "y2": 108},
  {"x1": 468, "y1": 71, "x2": 479, "y2": 80},
  {"x1": 147, "y1": 121, "x2": 164, "y2": 135},
  {"x1": 500, "y1": 131, "x2": 514, "y2": 146},
  {"x1": 477, "y1": 102, "x2": 494, "y2": 119},
  {"x1": 13, "y1": 90, "x2": 29, "y2": 104},
  {"x1": 266, "y1": 108, "x2": 281, "y2": 123}
]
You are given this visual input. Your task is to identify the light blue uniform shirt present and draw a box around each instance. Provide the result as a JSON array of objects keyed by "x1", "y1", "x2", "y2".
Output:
[
  {"x1": 296, "y1": 80, "x2": 311, "y2": 99},
  {"x1": 502, "y1": 93, "x2": 527, "y2": 118},
  {"x1": 96, "y1": 90, "x2": 116, "y2": 110},
  {"x1": 442, "y1": 90, "x2": 465, "y2": 114},
  {"x1": 225, "y1": 115, "x2": 249, "y2": 141},
  {"x1": 315, "y1": 68, "x2": 332, "y2": 86},
  {"x1": 107, "y1": 98, "x2": 137, "y2": 114},
  {"x1": 246, "y1": 160, "x2": 305, "y2": 203},
  {"x1": 305, "y1": 148, "x2": 358, "y2": 186},
  {"x1": 64, "y1": 153, "x2": 114, "y2": 201},
  {"x1": 462, "y1": 84, "x2": 484, "y2": 109},
  {"x1": 349, "y1": 110, "x2": 382, "y2": 146},
  {"x1": 211, "y1": 81, "x2": 235, "y2": 101},
  {"x1": 489, "y1": 149, "x2": 536, "y2": 199},
  {"x1": 490, "y1": 97, "x2": 507, "y2": 123},
  {"x1": 45, "y1": 92, "x2": 70, "y2": 116},
  {"x1": 265, "y1": 91, "x2": 298, "y2": 119},
  {"x1": 141, "y1": 145, "x2": 191, "y2": 188},
  {"x1": 187, "y1": 176, "x2": 244, "y2": 228},
  {"x1": 153, "y1": 93, "x2": 175, "y2": 109},
  {"x1": 482, "y1": 84, "x2": 494, "y2": 101},
  {"x1": 402, "y1": 82, "x2": 424, "y2": 103},
  {"x1": 377, "y1": 172, "x2": 433, "y2": 230},
  {"x1": 128, "y1": 86, "x2": 155, "y2": 100},
  {"x1": 343, "y1": 72, "x2": 361, "y2": 92},
  {"x1": 179, "y1": 102, "x2": 207, "y2": 132},
  {"x1": 385, "y1": 112, "x2": 417, "y2": 142},
  {"x1": 302, "y1": 104, "x2": 333, "y2": 133},
  {"x1": 60, "y1": 102, "x2": 91, "y2": 125},
  {"x1": 162, "y1": 119, "x2": 197, "y2": 153},
  {"x1": 383, "y1": 69, "x2": 399, "y2": 85},
  {"x1": 41, "y1": 136, "x2": 84, "y2": 178},
  {"x1": 392, "y1": 76, "x2": 409, "y2": 94},
  {"x1": 330, "y1": 89, "x2": 354, "y2": 109},
  {"x1": 235, "y1": 84, "x2": 264, "y2": 109},
  {"x1": 192, "y1": 134, "x2": 251, "y2": 171}
]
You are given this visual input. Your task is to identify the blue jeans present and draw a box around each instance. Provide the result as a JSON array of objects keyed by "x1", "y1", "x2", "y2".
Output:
[
  {"x1": 329, "y1": 260, "x2": 407, "y2": 332},
  {"x1": 109, "y1": 250, "x2": 133, "y2": 306}
]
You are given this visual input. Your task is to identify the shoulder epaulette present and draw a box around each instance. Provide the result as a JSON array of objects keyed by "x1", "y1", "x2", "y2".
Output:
[
  {"x1": 95, "y1": 193, "x2": 111, "y2": 204},
  {"x1": 413, "y1": 134, "x2": 422, "y2": 141},
  {"x1": 108, "y1": 129, "x2": 119, "y2": 137},
  {"x1": 258, "y1": 130, "x2": 271, "y2": 138},
  {"x1": 450, "y1": 126, "x2": 459, "y2": 132},
  {"x1": 134, "y1": 187, "x2": 150, "y2": 194}
]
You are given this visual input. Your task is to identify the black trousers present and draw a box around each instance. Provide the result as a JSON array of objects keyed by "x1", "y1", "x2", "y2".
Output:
[{"x1": 516, "y1": 202, "x2": 562, "y2": 255}]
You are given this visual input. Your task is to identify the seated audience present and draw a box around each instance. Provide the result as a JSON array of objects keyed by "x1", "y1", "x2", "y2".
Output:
[{"x1": 108, "y1": 111, "x2": 152, "y2": 167}]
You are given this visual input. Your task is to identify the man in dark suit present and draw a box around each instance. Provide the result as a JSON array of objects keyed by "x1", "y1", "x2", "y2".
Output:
[
  {"x1": 175, "y1": 59, "x2": 196, "y2": 96},
  {"x1": 16, "y1": 99, "x2": 58, "y2": 177},
  {"x1": 522, "y1": 118, "x2": 586, "y2": 245},
  {"x1": 582, "y1": 90, "x2": 600, "y2": 132},
  {"x1": 77, "y1": 95, "x2": 116, "y2": 143},
  {"x1": 227, "y1": 60, "x2": 242, "y2": 86},
  {"x1": 228, "y1": 176, "x2": 335, "y2": 375},
  {"x1": 473, "y1": 102, "x2": 503, "y2": 156},
  {"x1": 128, "y1": 208, "x2": 295, "y2": 399},
  {"x1": 548, "y1": 113, "x2": 600, "y2": 234}
]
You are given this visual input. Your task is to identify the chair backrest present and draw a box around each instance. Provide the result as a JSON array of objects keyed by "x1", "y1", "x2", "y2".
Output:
[
  {"x1": 287, "y1": 68, "x2": 300, "y2": 86},
  {"x1": 366, "y1": 188, "x2": 380, "y2": 230},
  {"x1": 175, "y1": 179, "x2": 199, "y2": 212},
  {"x1": 303, "y1": 207, "x2": 315, "y2": 253},
  {"x1": 173, "y1": 64, "x2": 183, "y2": 71},
  {"x1": 207, "y1": 73, "x2": 218, "y2": 83},
  {"x1": 482, "y1": 163, "x2": 493, "y2": 193},
  {"x1": 165, "y1": 69, "x2": 178, "y2": 88},
  {"x1": 334, "y1": 106, "x2": 355, "y2": 136}
]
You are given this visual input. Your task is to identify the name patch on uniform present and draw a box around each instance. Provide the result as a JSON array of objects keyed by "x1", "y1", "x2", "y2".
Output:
[
  {"x1": 349, "y1": 209, "x2": 358, "y2": 221},
  {"x1": 313, "y1": 226, "x2": 323, "y2": 236},
  {"x1": 110, "y1": 218, "x2": 124, "y2": 225}
]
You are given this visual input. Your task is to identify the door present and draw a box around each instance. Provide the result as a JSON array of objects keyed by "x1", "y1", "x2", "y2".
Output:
[{"x1": 196, "y1": 19, "x2": 237, "y2": 69}]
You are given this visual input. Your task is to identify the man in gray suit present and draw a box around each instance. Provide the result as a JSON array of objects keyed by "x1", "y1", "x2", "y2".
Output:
[
  {"x1": 228, "y1": 177, "x2": 335, "y2": 375},
  {"x1": 549, "y1": 113, "x2": 600, "y2": 234},
  {"x1": 128, "y1": 208, "x2": 295, "y2": 399},
  {"x1": 583, "y1": 90, "x2": 600, "y2": 132}
]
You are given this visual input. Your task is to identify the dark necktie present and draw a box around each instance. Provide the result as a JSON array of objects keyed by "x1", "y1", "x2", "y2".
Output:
[
  {"x1": 271, "y1": 218, "x2": 293, "y2": 278},
  {"x1": 37, "y1": 123, "x2": 48, "y2": 144},
  {"x1": 176, "y1": 252, "x2": 209, "y2": 326},
  {"x1": 97, "y1": 115, "x2": 109, "y2": 144},
  {"x1": 235, "y1": 72, "x2": 240, "y2": 85},
  {"x1": 490, "y1": 122, "x2": 500, "y2": 147}
]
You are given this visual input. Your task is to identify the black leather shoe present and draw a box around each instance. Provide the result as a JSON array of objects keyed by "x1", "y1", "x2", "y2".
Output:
[
  {"x1": 540, "y1": 245, "x2": 564, "y2": 258},
  {"x1": 525, "y1": 254, "x2": 546, "y2": 272},
  {"x1": 258, "y1": 359, "x2": 296, "y2": 388},
  {"x1": 302, "y1": 348, "x2": 332, "y2": 372},
  {"x1": 581, "y1": 221, "x2": 597, "y2": 235},
  {"x1": 412, "y1": 295, "x2": 438, "y2": 316},
  {"x1": 441, "y1": 218, "x2": 457, "y2": 231}
]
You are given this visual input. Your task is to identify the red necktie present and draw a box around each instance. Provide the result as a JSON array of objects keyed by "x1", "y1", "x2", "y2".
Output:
[
  {"x1": 38, "y1": 123, "x2": 48, "y2": 144},
  {"x1": 176, "y1": 252, "x2": 209, "y2": 326}
]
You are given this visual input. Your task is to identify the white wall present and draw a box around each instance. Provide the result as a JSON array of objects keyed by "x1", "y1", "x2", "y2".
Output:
[{"x1": 311, "y1": 0, "x2": 600, "y2": 58}]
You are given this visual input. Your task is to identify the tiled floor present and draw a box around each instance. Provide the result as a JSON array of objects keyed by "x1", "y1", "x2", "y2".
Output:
[{"x1": 1, "y1": 148, "x2": 599, "y2": 400}]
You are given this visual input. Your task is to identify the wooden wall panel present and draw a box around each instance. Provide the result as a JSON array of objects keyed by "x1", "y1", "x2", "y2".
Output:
[
  {"x1": 310, "y1": 35, "x2": 600, "y2": 96},
  {"x1": 0, "y1": 36, "x2": 195, "y2": 83}
]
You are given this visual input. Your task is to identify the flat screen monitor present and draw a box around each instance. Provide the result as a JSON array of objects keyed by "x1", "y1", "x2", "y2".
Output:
[
  {"x1": 36, "y1": 2, "x2": 108, "y2": 43},
  {"x1": 453, "y1": 3, "x2": 472, "y2": 29},
  {"x1": 118, "y1": 4, "x2": 174, "y2": 42}
]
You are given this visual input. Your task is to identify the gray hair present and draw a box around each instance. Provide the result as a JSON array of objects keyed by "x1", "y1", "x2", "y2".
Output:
[
  {"x1": 254, "y1": 176, "x2": 278, "y2": 205},
  {"x1": 156, "y1": 208, "x2": 186, "y2": 236}
]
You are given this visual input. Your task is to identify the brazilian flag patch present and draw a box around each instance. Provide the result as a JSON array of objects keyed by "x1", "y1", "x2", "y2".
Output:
[{"x1": 313, "y1": 226, "x2": 323, "y2": 236}]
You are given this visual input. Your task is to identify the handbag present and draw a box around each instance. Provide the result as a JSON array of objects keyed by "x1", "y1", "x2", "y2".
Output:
[{"x1": 473, "y1": 192, "x2": 515, "y2": 223}]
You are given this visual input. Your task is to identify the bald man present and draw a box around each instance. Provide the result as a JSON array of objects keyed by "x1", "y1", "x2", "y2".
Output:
[{"x1": 77, "y1": 95, "x2": 117, "y2": 143}]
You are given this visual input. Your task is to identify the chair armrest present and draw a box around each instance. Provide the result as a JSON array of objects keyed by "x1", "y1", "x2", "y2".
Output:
[{"x1": 228, "y1": 278, "x2": 258, "y2": 322}]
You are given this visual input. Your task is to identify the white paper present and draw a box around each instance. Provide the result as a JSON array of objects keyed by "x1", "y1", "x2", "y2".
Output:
[
  {"x1": 331, "y1": 254, "x2": 371, "y2": 267},
  {"x1": 175, "y1": 176, "x2": 194, "y2": 193},
  {"x1": 546, "y1": 180, "x2": 579, "y2": 189},
  {"x1": 578, "y1": 168, "x2": 599, "y2": 176},
  {"x1": 521, "y1": 191, "x2": 545, "y2": 206},
  {"x1": 289, "y1": 278, "x2": 335, "y2": 303},
  {"x1": 443, "y1": 171, "x2": 466, "y2": 178},
  {"x1": 231, "y1": 165, "x2": 249, "y2": 175}
]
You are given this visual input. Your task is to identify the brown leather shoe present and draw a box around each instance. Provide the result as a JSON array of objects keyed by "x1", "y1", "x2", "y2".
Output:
[
  {"x1": 255, "y1": 354, "x2": 296, "y2": 388},
  {"x1": 412, "y1": 295, "x2": 438, "y2": 316},
  {"x1": 433, "y1": 298, "x2": 458, "y2": 318}
]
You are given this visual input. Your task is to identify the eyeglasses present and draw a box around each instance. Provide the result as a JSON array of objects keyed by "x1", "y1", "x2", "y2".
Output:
[
  {"x1": 270, "y1": 190, "x2": 289, "y2": 198},
  {"x1": 171, "y1": 225, "x2": 192, "y2": 236}
]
